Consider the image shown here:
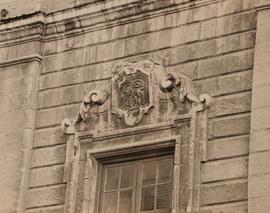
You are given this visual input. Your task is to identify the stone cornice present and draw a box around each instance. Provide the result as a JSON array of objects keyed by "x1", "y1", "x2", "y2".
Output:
[
  {"x1": 0, "y1": 54, "x2": 43, "y2": 67},
  {"x1": 0, "y1": 12, "x2": 45, "y2": 46},
  {"x1": 0, "y1": 0, "x2": 221, "y2": 43},
  {"x1": 44, "y1": 0, "x2": 221, "y2": 41},
  {"x1": 0, "y1": 11, "x2": 45, "y2": 31}
]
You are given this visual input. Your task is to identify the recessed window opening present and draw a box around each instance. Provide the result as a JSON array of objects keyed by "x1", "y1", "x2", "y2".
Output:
[{"x1": 98, "y1": 148, "x2": 174, "y2": 213}]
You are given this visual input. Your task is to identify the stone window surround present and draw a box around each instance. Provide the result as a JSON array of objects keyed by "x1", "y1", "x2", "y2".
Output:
[
  {"x1": 64, "y1": 124, "x2": 183, "y2": 213},
  {"x1": 88, "y1": 135, "x2": 181, "y2": 213}
]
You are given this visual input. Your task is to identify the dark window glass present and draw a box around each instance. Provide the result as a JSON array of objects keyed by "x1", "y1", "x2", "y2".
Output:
[
  {"x1": 105, "y1": 167, "x2": 119, "y2": 191},
  {"x1": 100, "y1": 156, "x2": 173, "y2": 213},
  {"x1": 119, "y1": 190, "x2": 133, "y2": 213},
  {"x1": 120, "y1": 164, "x2": 135, "y2": 189},
  {"x1": 102, "y1": 192, "x2": 118, "y2": 213},
  {"x1": 156, "y1": 184, "x2": 171, "y2": 209},
  {"x1": 141, "y1": 186, "x2": 155, "y2": 211},
  {"x1": 142, "y1": 161, "x2": 156, "y2": 185},
  {"x1": 158, "y1": 159, "x2": 172, "y2": 183}
]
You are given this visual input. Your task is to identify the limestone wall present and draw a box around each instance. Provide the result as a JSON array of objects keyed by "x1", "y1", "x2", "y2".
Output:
[
  {"x1": 0, "y1": 14, "x2": 44, "y2": 213},
  {"x1": 0, "y1": 0, "x2": 264, "y2": 212}
]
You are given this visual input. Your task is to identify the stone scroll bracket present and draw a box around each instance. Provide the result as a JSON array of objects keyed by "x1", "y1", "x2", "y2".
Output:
[
  {"x1": 61, "y1": 88, "x2": 109, "y2": 134},
  {"x1": 158, "y1": 72, "x2": 212, "y2": 113}
]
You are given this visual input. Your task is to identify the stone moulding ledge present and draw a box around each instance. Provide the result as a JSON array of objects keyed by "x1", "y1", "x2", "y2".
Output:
[
  {"x1": 86, "y1": 135, "x2": 179, "y2": 158},
  {"x1": 44, "y1": 0, "x2": 222, "y2": 41},
  {"x1": 78, "y1": 114, "x2": 192, "y2": 142},
  {"x1": 0, "y1": 54, "x2": 43, "y2": 67},
  {"x1": 0, "y1": 11, "x2": 45, "y2": 31},
  {"x1": 0, "y1": 0, "x2": 222, "y2": 41},
  {"x1": 0, "y1": 35, "x2": 44, "y2": 49}
]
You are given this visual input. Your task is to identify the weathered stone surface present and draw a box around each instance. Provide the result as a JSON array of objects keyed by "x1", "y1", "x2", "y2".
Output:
[
  {"x1": 251, "y1": 84, "x2": 270, "y2": 109},
  {"x1": 257, "y1": 7, "x2": 270, "y2": 27},
  {"x1": 26, "y1": 185, "x2": 66, "y2": 208},
  {"x1": 209, "y1": 91, "x2": 251, "y2": 118},
  {"x1": 249, "y1": 150, "x2": 270, "y2": 176},
  {"x1": 201, "y1": 180, "x2": 248, "y2": 205},
  {"x1": 250, "y1": 129, "x2": 270, "y2": 153},
  {"x1": 201, "y1": 157, "x2": 248, "y2": 183},
  {"x1": 254, "y1": 41, "x2": 270, "y2": 66},
  {"x1": 0, "y1": 41, "x2": 41, "y2": 61},
  {"x1": 197, "y1": 49, "x2": 254, "y2": 79},
  {"x1": 249, "y1": 196, "x2": 270, "y2": 213},
  {"x1": 208, "y1": 114, "x2": 250, "y2": 139},
  {"x1": 251, "y1": 107, "x2": 270, "y2": 131},
  {"x1": 253, "y1": 63, "x2": 270, "y2": 88},
  {"x1": 195, "y1": 70, "x2": 252, "y2": 97},
  {"x1": 38, "y1": 79, "x2": 109, "y2": 109},
  {"x1": 249, "y1": 5, "x2": 270, "y2": 213},
  {"x1": 42, "y1": 30, "x2": 255, "y2": 74},
  {"x1": 205, "y1": 201, "x2": 248, "y2": 213},
  {"x1": 36, "y1": 103, "x2": 79, "y2": 128},
  {"x1": 31, "y1": 145, "x2": 66, "y2": 168},
  {"x1": 0, "y1": 57, "x2": 40, "y2": 213},
  {"x1": 249, "y1": 173, "x2": 270, "y2": 198},
  {"x1": 34, "y1": 127, "x2": 66, "y2": 148},
  {"x1": 207, "y1": 135, "x2": 249, "y2": 160},
  {"x1": 29, "y1": 165, "x2": 64, "y2": 188}
]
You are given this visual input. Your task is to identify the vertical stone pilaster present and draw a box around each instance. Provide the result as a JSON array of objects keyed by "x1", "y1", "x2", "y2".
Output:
[
  {"x1": 0, "y1": 13, "x2": 45, "y2": 213},
  {"x1": 249, "y1": 1, "x2": 270, "y2": 212}
]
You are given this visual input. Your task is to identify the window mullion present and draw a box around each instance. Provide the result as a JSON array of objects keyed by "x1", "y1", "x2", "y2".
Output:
[
  {"x1": 154, "y1": 162, "x2": 159, "y2": 210},
  {"x1": 117, "y1": 167, "x2": 122, "y2": 213},
  {"x1": 135, "y1": 161, "x2": 142, "y2": 213}
]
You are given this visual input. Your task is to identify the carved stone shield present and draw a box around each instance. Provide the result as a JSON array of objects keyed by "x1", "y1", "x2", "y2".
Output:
[{"x1": 112, "y1": 60, "x2": 154, "y2": 126}]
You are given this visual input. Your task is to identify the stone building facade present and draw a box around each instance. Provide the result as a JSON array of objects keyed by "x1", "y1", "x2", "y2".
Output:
[{"x1": 0, "y1": 0, "x2": 270, "y2": 213}]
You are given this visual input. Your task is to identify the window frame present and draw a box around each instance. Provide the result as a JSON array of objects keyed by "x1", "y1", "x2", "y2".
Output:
[
  {"x1": 84, "y1": 135, "x2": 181, "y2": 213},
  {"x1": 99, "y1": 154, "x2": 174, "y2": 213}
]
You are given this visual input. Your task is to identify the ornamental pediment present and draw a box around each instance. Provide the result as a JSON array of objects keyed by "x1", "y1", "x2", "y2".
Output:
[{"x1": 61, "y1": 59, "x2": 211, "y2": 134}]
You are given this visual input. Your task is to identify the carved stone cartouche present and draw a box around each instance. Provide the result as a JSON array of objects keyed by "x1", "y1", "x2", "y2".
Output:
[{"x1": 111, "y1": 60, "x2": 154, "y2": 126}]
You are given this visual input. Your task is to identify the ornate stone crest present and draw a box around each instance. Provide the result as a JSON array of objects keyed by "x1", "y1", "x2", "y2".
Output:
[{"x1": 111, "y1": 60, "x2": 154, "y2": 126}]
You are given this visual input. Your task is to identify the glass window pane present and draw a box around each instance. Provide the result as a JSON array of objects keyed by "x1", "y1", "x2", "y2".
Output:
[
  {"x1": 102, "y1": 192, "x2": 118, "y2": 213},
  {"x1": 141, "y1": 186, "x2": 155, "y2": 211},
  {"x1": 156, "y1": 184, "x2": 171, "y2": 209},
  {"x1": 119, "y1": 190, "x2": 133, "y2": 213},
  {"x1": 142, "y1": 161, "x2": 157, "y2": 185},
  {"x1": 158, "y1": 159, "x2": 172, "y2": 183},
  {"x1": 120, "y1": 164, "x2": 135, "y2": 189},
  {"x1": 105, "y1": 167, "x2": 119, "y2": 191}
]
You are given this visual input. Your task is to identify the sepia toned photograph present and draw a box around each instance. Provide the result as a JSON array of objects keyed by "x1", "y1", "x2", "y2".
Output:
[{"x1": 0, "y1": 0, "x2": 268, "y2": 212}]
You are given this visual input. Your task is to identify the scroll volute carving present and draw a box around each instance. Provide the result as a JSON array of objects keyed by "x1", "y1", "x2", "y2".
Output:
[
  {"x1": 61, "y1": 89, "x2": 109, "y2": 134},
  {"x1": 158, "y1": 72, "x2": 212, "y2": 112}
]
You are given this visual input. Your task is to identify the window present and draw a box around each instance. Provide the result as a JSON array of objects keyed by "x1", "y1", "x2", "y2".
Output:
[{"x1": 99, "y1": 155, "x2": 173, "y2": 213}]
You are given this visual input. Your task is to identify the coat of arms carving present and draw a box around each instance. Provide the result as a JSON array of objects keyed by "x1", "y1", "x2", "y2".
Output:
[{"x1": 111, "y1": 60, "x2": 154, "y2": 126}]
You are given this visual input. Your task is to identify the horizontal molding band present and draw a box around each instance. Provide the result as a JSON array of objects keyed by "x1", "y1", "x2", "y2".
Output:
[
  {"x1": 44, "y1": 0, "x2": 224, "y2": 40},
  {"x1": 0, "y1": 54, "x2": 43, "y2": 67}
]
